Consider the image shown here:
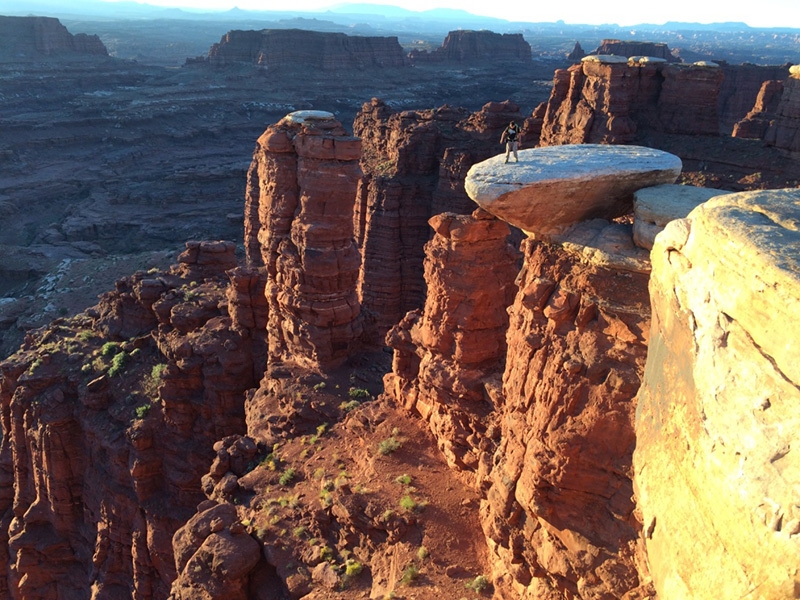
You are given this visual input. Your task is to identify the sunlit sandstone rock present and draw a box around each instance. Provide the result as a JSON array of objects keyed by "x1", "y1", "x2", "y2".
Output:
[
  {"x1": 635, "y1": 188, "x2": 800, "y2": 599},
  {"x1": 632, "y1": 184, "x2": 722, "y2": 249},
  {"x1": 464, "y1": 144, "x2": 682, "y2": 234}
]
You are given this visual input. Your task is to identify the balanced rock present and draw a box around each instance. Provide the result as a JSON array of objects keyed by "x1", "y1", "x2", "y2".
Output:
[
  {"x1": 635, "y1": 188, "x2": 800, "y2": 599},
  {"x1": 633, "y1": 184, "x2": 722, "y2": 249},
  {"x1": 464, "y1": 144, "x2": 682, "y2": 234}
]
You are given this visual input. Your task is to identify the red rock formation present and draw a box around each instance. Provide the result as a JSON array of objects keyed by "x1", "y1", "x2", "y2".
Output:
[
  {"x1": 353, "y1": 98, "x2": 525, "y2": 338},
  {"x1": 384, "y1": 209, "x2": 519, "y2": 475},
  {"x1": 244, "y1": 111, "x2": 363, "y2": 368},
  {"x1": 0, "y1": 243, "x2": 258, "y2": 600},
  {"x1": 205, "y1": 29, "x2": 409, "y2": 70},
  {"x1": 732, "y1": 79, "x2": 785, "y2": 139},
  {"x1": 409, "y1": 30, "x2": 531, "y2": 64},
  {"x1": 536, "y1": 59, "x2": 724, "y2": 146},
  {"x1": 763, "y1": 70, "x2": 800, "y2": 151},
  {"x1": 485, "y1": 235, "x2": 652, "y2": 599},
  {"x1": 594, "y1": 39, "x2": 678, "y2": 62},
  {"x1": 566, "y1": 41, "x2": 585, "y2": 62},
  {"x1": 718, "y1": 63, "x2": 790, "y2": 132},
  {"x1": 0, "y1": 17, "x2": 107, "y2": 58}
]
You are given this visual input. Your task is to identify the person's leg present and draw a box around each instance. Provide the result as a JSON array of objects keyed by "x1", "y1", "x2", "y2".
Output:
[
  {"x1": 505, "y1": 142, "x2": 511, "y2": 162},
  {"x1": 513, "y1": 141, "x2": 519, "y2": 161}
]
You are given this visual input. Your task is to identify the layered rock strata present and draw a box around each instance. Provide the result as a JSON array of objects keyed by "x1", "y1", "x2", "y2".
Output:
[
  {"x1": 244, "y1": 110, "x2": 363, "y2": 368},
  {"x1": 732, "y1": 79, "x2": 786, "y2": 139},
  {"x1": 353, "y1": 98, "x2": 525, "y2": 338},
  {"x1": 732, "y1": 66, "x2": 800, "y2": 151},
  {"x1": 635, "y1": 189, "x2": 800, "y2": 598},
  {"x1": 0, "y1": 241, "x2": 258, "y2": 600},
  {"x1": 206, "y1": 29, "x2": 409, "y2": 70},
  {"x1": 384, "y1": 208, "x2": 520, "y2": 475},
  {"x1": 464, "y1": 145, "x2": 682, "y2": 234},
  {"x1": 718, "y1": 63, "x2": 790, "y2": 132},
  {"x1": 536, "y1": 58, "x2": 725, "y2": 146}
]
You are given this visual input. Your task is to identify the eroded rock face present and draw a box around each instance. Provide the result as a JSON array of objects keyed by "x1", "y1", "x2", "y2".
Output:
[
  {"x1": 353, "y1": 98, "x2": 525, "y2": 338},
  {"x1": 244, "y1": 111, "x2": 363, "y2": 368},
  {"x1": 536, "y1": 60, "x2": 724, "y2": 146},
  {"x1": 635, "y1": 189, "x2": 800, "y2": 599},
  {"x1": 464, "y1": 144, "x2": 682, "y2": 234},
  {"x1": 719, "y1": 63, "x2": 790, "y2": 132},
  {"x1": 0, "y1": 243, "x2": 258, "y2": 600},
  {"x1": 383, "y1": 208, "x2": 520, "y2": 475},
  {"x1": 206, "y1": 29, "x2": 409, "y2": 69},
  {"x1": 485, "y1": 227, "x2": 653, "y2": 599}
]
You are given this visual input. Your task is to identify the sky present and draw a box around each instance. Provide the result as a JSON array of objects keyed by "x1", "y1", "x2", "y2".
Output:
[{"x1": 97, "y1": 0, "x2": 800, "y2": 28}]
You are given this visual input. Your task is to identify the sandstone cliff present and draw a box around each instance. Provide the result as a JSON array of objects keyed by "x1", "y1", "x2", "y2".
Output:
[
  {"x1": 737, "y1": 65, "x2": 800, "y2": 152},
  {"x1": 536, "y1": 57, "x2": 724, "y2": 147},
  {"x1": 409, "y1": 30, "x2": 531, "y2": 64},
  {"x1": 717, "y1": 63, "x2": 790, "y2": 132},
  {"x1": 352, "y1": 98, "x2": 526, "y2": 338},
  {"x1": 205, "y1": 29, "x2": 409, "y2": 70},
  {"x1": 635, "y1": 189, "x2": 800, "y2": 598},
  {"x1": 0, "y1": 16, "x2": 107, "y2": 58}
]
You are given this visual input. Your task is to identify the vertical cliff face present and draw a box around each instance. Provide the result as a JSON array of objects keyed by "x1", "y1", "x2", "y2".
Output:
[
  {"x1": 537, "y1": 58, "x2": 724, "y2": 146},
  {"x1": 0, "y1": 242, "x2": 259, "y2": 600},
  {"x1": 717, "y1": 63, "x2": 790, "y2": 132},
  {"x1": 384, "y1": 209, "x2": 519, "y2": 475},
  {"x1": 732, "y1": 66, "x2": 800, "y2": 151},
  {"x1": 486, "y1": 234, "x2": 652, "y2": 599},
  {"x1": 353, "y1": 98, "x2": 525, "y2": 338},
  {"x1": 635, "y1": 189, "x2": 800, "y2": 598},
  {"x1": 0, "y1": 16, "x2": 108, "y2": 58},
  {"x1": 244, "y1": 111, "x2": 363, "y2": 368}
]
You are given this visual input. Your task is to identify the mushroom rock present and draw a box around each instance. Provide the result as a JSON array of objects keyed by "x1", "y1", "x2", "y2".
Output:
[
  {"x1": 632, "y1": 184, "x2": 722, "y2": 250},
  {"x1": 635, "y1": 188, "x2": 800, "y2": 599},
  {"x1": 464, "y1": 144, "x2": 682, "y2": 234}
]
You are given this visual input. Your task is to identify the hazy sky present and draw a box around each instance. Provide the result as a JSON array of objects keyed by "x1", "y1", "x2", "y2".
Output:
[{"x1": 101, "y1": 0, "x2": 800, "y2": 28}]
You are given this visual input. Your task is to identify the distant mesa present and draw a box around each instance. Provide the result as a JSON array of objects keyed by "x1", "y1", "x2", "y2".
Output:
[
  {"x1": 408, "y1": 29, "x2": 532, "y2": 64},
  {"x1": 0, "y1": 16, "x2": 107, "y2": 59},
  {"x1": 464, "y1": 144, "x2": 682, "y2": 235},
  {"x1": 194, "y1": 28, "x2": 409, "y2": 70}
]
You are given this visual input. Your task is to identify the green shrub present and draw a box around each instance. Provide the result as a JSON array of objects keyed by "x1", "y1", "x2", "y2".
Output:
[
  {"x1": 398, "y1": 495, "x2": 417, "y2": 512},
  {"x1": 279, "y1": 467, "x2": 296, "y2": 486},
  {"x1": 378, "y1": 436, "x2": 401, "y2": 455},
  {"x1": 348, "y1": 387, "x2": 371, "y2": 399},
  {"x1": 151, "y1": 363, "x2": 168, "y2": 380},
  {"x1": 465, "y1": 575, "x2": 490, "y2": 593},
  {"x1": 339, "y1": 399, "x2": 361, "y2": 412},
  {"x1": 107, "y1": 351, "x2": 127, "y2": 377},
  {"x1": 134, "y1": 404, "x2": 151, "y2": 419},
  {"x1": 400, "y1": 564, "x2": 419, "y2": 586},
  {"x1": 417, "y1": 546, "x2": 429, "y2": 560},
  {"x1": 344, "y1": 559, "x2": 363, "y2": 577},
  {"x1": 395, "y1": 474, "x2": 412, "y2": 486},
  {"x1": 100, "y1": 342, "x2": 121, "y2": 357}
]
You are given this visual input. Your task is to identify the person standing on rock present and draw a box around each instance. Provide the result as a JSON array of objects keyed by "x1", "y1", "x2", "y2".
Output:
[{"x1": 501, "y1": 121, "x2": 521, "y2": 163}]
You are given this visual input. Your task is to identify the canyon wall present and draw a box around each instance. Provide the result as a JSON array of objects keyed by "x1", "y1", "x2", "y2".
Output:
[
  {"x1": 352, "y1": 98, "x2": 525, "y2": 338},
  {"x1": 733, "y1": 65, "x2": 800, "y2": 152},
  {"x1": 536, "y1": 56, "x2": 724, "y2": 146},
  {"x1": 594, "y1": 39, "x2": 678, "y2": 62},
  {"x1": 0, "y1": 16, "x2": 107, "y2": 58},
  {"x1": 205, "y1": 29, "x2": 409, "y2": 69},
  {"x1": 635, "y1": 189, "x2": 800, "y2": 598}
]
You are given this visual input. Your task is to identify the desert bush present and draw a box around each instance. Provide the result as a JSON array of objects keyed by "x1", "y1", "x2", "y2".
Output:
[{"x1": 378, "y1": 436, "x2": 401, "y2": 455}]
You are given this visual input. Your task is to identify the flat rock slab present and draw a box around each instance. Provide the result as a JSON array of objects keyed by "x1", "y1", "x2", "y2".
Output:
[
  {"x1": 465, "y1": 144, "x2": 682, "y2": 234},
  {"x1": 633, "y1": 184, "x2": 722, "y2": 249}
]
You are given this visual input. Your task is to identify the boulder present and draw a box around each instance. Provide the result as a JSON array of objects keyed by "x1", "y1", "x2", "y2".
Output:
[
  {"x1": 632, "y1": 184, "x2": 722, "y2": 249},
  {"x1": 635, "y1": 188, "x2": 800, "y2": 599},
  {"x1": 464, "y1": 144, "x2": 682, "y2": 234}
]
